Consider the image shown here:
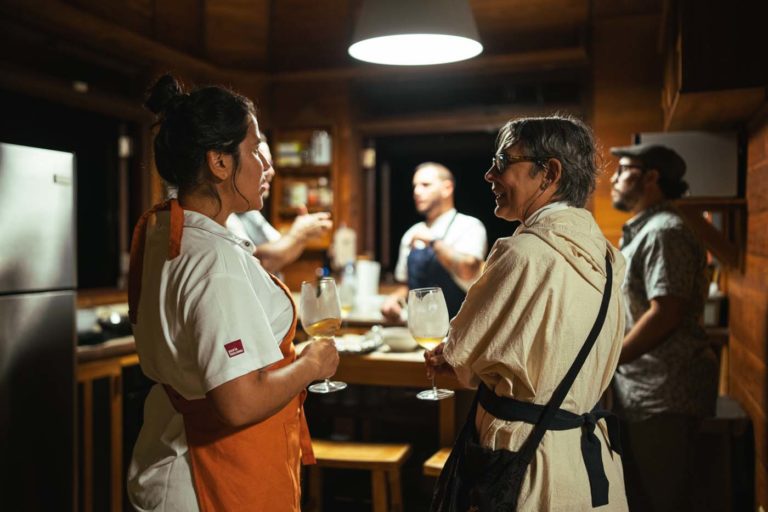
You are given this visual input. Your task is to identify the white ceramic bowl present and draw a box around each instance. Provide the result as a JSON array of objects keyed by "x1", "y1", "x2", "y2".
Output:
[{"x1": 380, "y1": 327, "x2": 418, "y2": 352}]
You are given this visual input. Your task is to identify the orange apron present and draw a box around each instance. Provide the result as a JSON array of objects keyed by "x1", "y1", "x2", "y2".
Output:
[{"x1": 129, "y1": 200, "x2": 316, "y2": 512}]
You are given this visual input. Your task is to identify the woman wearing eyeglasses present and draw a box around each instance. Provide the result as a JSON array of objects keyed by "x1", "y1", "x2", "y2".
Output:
[{"x1": 426, "y1": 115, "x2": 629, "y2": 511}]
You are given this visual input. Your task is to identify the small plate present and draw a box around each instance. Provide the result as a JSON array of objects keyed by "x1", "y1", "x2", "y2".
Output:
[
  {"x1": 335, "y1": 334, "x2": 383, "y2": 355},
  {"x1": 380, "y1": 327, "x2": 419, "y2": 352}
]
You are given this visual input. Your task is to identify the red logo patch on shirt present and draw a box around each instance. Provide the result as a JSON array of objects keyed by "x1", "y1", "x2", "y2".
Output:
[{"x1": 224, "y1": 339, "x2": 245, "y2": 358}]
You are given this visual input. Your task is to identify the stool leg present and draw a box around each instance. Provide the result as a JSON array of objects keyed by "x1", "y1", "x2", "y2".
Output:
[
  {"x1": 371, "y1": 470, "x2": 388, "y2": 512},
  {"x1": 306, "y1": 466, "x2": 323, "y2": 512},
  {"x1": 387, "y1": 469, "x2": 403, "y2": 512}
]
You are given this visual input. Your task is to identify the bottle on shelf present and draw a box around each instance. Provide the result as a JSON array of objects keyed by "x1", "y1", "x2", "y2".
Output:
[
  {"x1": 317, "y1": 176, "x2": 332, "y2": 209},
  {"x1": 339, "y1": 263, "x2": 358, "y2": 315},
  {"x1": 310, "y1": 130, "x2": 332, "y2": 165},
  {"x1": 332, "y1": 224, "x2": 356, "y2": 270}
]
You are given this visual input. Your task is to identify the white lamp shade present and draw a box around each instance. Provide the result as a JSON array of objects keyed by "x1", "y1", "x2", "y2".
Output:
[{"x1": 349, "y1": 0, "x2": 483, "y2": 66}]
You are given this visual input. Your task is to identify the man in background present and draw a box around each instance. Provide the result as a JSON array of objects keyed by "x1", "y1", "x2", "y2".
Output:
[
  {"x1": 227, "y1": 140, "x2": 332, "y2": 273},
  {"x1": 609, "y1": 143, "x2": 718, "y2": 511},
  {"x1": 381, "y1": 162, "x2": 487, "y2": 320}
]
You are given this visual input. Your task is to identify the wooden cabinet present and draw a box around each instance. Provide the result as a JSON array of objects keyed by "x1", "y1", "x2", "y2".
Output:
[
  {"x1": 661, "y1": 0, "x2": 767, "y2": 130},
  {"x1": 269, "y1": 127, "x2": 336, "y2": 251},
  {"x1": 266, "y1": 127, "x2": 338, "y2": 288}
]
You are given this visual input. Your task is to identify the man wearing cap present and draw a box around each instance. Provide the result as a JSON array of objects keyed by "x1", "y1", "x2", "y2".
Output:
[{"x1": 609, "y1": 144, "x2": 718, "y2": 511}]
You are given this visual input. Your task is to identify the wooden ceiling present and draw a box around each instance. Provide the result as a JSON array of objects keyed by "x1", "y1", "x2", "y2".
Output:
[{"x1": 0, "y1": 0, "x2": 661, "y2": 119}]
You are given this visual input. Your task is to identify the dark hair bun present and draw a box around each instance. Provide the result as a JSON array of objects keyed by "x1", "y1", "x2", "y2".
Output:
[{"x1": 144, "y1": 74, "x2": 184, "y2": 115}]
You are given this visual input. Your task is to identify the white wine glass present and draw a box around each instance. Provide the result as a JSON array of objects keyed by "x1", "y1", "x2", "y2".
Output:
[
  {"x1": 300, "y1": 277, "x2": 346, "y2": 393},
  {"x1": 408, "y1": 287, "x2": 454, "y2": 401}
]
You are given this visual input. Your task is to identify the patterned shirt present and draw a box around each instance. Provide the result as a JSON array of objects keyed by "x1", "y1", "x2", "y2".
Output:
[{"x1": 613, "y1": 202, "x2": 718, "y2": 421}]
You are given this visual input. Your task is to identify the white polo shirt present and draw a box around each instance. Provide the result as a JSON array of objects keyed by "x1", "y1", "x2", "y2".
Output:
[
  {"x1": 226, "y1": 210, "x2": 282, "y2": 247},
  {"x1": 128, "y1": 209, "x2": 293, "y2": 512},
  {"x1": 394, "y1": 208, "x2": 488, "y2": 291}
]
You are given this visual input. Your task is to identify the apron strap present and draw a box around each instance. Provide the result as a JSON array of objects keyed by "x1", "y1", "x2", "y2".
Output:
[
  {"x1": 128, "y1": 198, "x2": 184, "y2": 324},
  {"x1": 477, "y1": 383, "x2": 621, "y2": 507},
  {"x1": 298, "y1": 389, "x2": 316, "y2": 464}
]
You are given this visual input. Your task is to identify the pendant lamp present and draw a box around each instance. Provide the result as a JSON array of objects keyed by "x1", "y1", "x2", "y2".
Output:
[{"x1": 348, "y1": 0, "x2": 483, "y2": 66}]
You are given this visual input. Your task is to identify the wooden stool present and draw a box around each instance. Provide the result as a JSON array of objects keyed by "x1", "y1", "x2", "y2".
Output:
[
  {"x1": 423, "y1": 447, "x2": 452, "y2": 477},
  {"x1": 306, "y1": 439, "x2": 411, "y2": 512}
]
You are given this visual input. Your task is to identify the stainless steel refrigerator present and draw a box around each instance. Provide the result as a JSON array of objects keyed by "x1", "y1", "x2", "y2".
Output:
[{"x1": 0, "y1": 142, "x2": 77, "y2": 510}]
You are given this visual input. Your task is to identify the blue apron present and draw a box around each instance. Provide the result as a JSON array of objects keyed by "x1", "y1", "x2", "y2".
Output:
[{"x1": 406, "y1": 212, "x2": 466, "y2": 317}]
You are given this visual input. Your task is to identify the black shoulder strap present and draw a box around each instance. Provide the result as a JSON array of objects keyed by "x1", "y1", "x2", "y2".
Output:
[{"x1": 518, "y1": 254, "x2": 613, "y2": 462}]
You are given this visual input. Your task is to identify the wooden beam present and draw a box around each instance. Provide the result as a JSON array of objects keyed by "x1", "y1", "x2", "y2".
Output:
[
  {"x1": 270, "y1": 47, "x2": 589, "y2": 83},
  {"x1": 357, "y1": 103, "x2": 583, "y2": 136},
  {"x1": 0, "y1": 0, "x2": 266, "y2": 84},
  {"x1": 0, "y1": 62, "x2": 151, "y2": 122},
  {"x1": 0, "y1": 1, "x2": 587, "y2": 87}
]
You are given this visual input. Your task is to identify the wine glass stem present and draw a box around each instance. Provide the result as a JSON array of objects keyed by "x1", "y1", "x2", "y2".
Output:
[
  {"x1": 324, "y1": 378, "x2": 332, "y2": 391},
  {"x1": 431, "y1": 375, "x2": 438, "y2": 394}
]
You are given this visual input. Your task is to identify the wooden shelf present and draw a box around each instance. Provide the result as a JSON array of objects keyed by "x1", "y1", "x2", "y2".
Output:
[
  {"x1": 270, "y1": 126, "x2": 337, "y2": 286},
  {"x1": 275, "y1": 164, "x2": 331, "y2": 175},
  {"x1": 77, "y1": 288, "x2": 127, "y2": 308},
  {"x1": 277, "y1": 206, "x2": 332, "y2": 218},
  {"x1": 673, "y1": 197, "x2": 746, "y2": 270},
  {"x1": 660, "y1": 0, "x2": 767, "y2": 131},
  {"x1": 664, "y1": 87, "x2": 765, "y2": 132}
]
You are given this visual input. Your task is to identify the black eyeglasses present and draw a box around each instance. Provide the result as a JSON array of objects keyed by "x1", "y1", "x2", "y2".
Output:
[{"x1": 491, "y1": 153, "x2": 550, "y2": 174}]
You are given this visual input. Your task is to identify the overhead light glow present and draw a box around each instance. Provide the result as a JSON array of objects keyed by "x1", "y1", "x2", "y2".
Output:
[
  {"x1": 349, "y1": 0, "x2": 483, "y2": 67},
  {"x1": 348, "y1": 34, "x2": 483, "y2": 66}
]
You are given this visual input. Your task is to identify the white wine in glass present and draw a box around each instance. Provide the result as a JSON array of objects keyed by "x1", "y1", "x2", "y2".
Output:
[
  {"x1": 300, "y1": 278, "x2": 346, "y2": 393},
  {"x1": 408, "y1": 287, "x2": 454, "y2": 401}
]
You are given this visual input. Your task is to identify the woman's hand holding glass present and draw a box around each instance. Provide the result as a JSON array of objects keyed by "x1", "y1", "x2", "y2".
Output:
[
  {"x1": 300, "y1": 277, "x2": 346, "y2": 393},
  {"x1": 298, "y1": 337, "x2": 339, "y2": 383},
  {"x1": 423, "y1": 341, "x2": 456, "y2": 381},
  {"x1": 408, "y1": 287, "x2": 454, "y2": 401}
]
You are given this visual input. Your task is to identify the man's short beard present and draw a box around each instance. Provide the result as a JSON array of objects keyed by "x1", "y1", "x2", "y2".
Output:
[{"x1": 612, "y1": 198, "x2": 631, "y2": 212}]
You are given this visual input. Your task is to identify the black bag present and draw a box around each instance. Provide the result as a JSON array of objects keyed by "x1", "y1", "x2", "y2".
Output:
[
  {"x1": 431, "y1": 256, "x2": 613, "y2": 512},
  {"x1": 431, "y1": 393, "x2": 539, "y2": 511}
]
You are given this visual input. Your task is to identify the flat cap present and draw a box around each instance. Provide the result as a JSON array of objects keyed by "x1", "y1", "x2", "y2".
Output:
[{"x1": 610, "y1": 143, "x2": 686, "y2": 181}]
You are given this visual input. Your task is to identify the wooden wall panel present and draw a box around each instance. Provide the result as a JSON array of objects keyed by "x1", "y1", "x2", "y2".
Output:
[
  {"x1": 472, "y1": 0, "x2": 587, "y2": 53},
  {"x1": 154, "y1": 0, "x2": 203, "y2": 56},
  {"x1": 66, "y1": 0, "x2": 153, "y2": 36},
  {"x1": 730, "y1": 339, "x2": 767, "y2": 459},
  {"x1": 729, "y1": 107, "x2": 768, "y2": 509},
  {"x1": 270, "y1": 0, "x2": 353, "y2": 72},
  {"x1": 204, "y1": 0, "x2": 269, "y2": 69},
  {"x1": 748, "y1": 210, "x2": 768, "y2": 257},
  {"x1": 590, "y1": 13, "x2": 664, "y2": 245},
  {"x1": 748, "y1": 121, "x2": 768, "y2": 166},
  {"x1": 729, "y1": 282, "x2": 768, "y2": 363},
  {"x1": 748, "y1": 160, "x2": 768, "y2": 211}
]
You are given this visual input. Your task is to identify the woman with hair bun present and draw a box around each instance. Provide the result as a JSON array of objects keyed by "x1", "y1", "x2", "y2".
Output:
[{"x1": 126, "y1": 75, "x2": 338, "y2": 512}]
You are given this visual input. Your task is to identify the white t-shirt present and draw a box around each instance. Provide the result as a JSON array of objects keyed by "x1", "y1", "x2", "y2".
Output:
[
  {"x1": 226, "y1": 211, "x2": 282, "y2": 247},
  {"x1": 394, "y1": 208, "x2": 487, "y2": 291},
  {"x1": 127, "y1": 210, "x2": 293, "y2": 512}
]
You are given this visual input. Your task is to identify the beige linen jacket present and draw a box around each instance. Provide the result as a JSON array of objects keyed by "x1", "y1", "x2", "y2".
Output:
[{"x1": 443, "y1": 207, "x2": 629, "y2": 512}]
